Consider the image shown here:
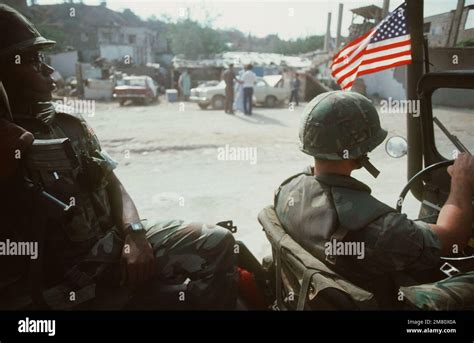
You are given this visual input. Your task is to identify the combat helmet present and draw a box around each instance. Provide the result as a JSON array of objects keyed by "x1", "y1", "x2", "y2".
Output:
[
  {"x1": 0, "y1": 4, "x2": 55, "y2": 58},
  {"x1": 299, "y1": 90, "x2": 387, "y2": 177}
]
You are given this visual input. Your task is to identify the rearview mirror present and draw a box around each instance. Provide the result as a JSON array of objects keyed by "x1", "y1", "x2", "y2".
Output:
[{"x1": 385, "y1": 136, "x2": 407, "y2": 158}]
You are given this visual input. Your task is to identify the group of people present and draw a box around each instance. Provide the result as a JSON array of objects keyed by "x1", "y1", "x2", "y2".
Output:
[
  {"x1": 222, "y1": 64, "x2": 302, "y2": 115},
  {"x1": 222, "y1": 63, "x2": 257, "y2": 115},
  {"x1": 1, "y1": 4, "x2": 474, "y2": 311},
  {"x1": 180, "y1": 63, "x2": 301, "y2": 113}
]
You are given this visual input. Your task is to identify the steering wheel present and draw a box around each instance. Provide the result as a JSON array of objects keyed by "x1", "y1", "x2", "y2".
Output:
[
  {"x1": 396, "y1": 159, "x2": 474, "y2": 263},
  {"x1": 396, "y1": 160, "x2": 454, "y2": 213}
]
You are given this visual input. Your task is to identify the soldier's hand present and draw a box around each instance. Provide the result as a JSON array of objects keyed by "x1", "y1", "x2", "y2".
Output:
[
  {"x1": 0, "y1": 119, "x2": 34, "y2": 181},
  {"x1": 121, "y1": 232, "x2": 156, "y2": 286},
  {"x1": 448, "y1": 153, "x2": 474, "y2": 192}
]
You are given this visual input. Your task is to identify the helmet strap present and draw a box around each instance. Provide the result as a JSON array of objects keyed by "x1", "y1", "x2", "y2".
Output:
[{"x1": 358, "y1": 155, "x2": 380, "y2": 178}]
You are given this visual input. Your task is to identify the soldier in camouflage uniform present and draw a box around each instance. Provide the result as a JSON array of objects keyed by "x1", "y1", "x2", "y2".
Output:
[
  {"x1": 0, "y1": 4, "x2": 237, "y2": 310},
  {"x1": 274, "y1": 90, "x2": 474, "y2": 309}
]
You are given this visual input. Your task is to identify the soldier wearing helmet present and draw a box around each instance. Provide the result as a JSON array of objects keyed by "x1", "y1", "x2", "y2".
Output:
[
  {"x1": 0, "y1": 4, "x2": 237, "y2": 310},
  {"x1": 274, "y1": 90, "x2": 474, "y2": 309}
]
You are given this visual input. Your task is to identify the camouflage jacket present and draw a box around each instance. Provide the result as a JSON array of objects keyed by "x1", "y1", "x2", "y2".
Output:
[
  {"x1": 274, "y1": 166, "x2": 443, "y2": 289},
  {"x1": 0, "y1": 102, "x2": 123, "y2": 305}
]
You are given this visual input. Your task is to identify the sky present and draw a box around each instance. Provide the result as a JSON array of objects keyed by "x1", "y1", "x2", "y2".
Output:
[{"x1": 34, "y1": 0, "x2": 474, "y2": 40}]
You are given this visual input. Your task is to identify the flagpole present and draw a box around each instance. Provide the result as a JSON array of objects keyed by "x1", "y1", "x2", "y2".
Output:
[{"x1": 406, "y1": 0, "x2": 424, "y2": 201}]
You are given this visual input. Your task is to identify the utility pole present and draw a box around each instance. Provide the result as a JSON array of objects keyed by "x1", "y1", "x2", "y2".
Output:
[
  {"x1": 382, "y1": 0, "x2": 390, "y2": 18},
  {"x1": 447, "y1": 0, "x2": 465, "y2": 47},
  {"x1": 336, "y1": 3, "x2": 344, "y2": 50},
  {"x1": 324, "y1": 12, "x2": 332, "y2": 52}
]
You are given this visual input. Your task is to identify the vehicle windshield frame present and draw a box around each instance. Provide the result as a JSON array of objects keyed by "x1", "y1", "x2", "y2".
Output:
[{"x1": 418, "y1": 71, "x2": 474, "y2": 166}]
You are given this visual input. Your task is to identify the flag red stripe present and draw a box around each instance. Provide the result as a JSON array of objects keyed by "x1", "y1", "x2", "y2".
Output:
[
  {"x1": 366, "y1": 38, "x2": 411, "y2": 53},
  {"x1": 341, "y1": 57, "x2": 412, "y2": 90},
  {"x1": 335, "y1": 49, "x2": 411, "y2": 84},
  {"x1": 332, "y1": 39, "x2": 411, "y2": 76},
  {"x1": 331, "y1": 46, "x2": 369, "y2": 76},
  {"x1": 332, "y1": 28, "x2": 374, "y2": 63},
  {"x1": 335, "y1": 63, "x2": 360, "y2": 84},
  {"x1": 360, "y1": 49, "x2": 412, "y2": 66},
  {"x1": 343, "y1": 59, "x2": 412, "y2": 89},
  {"x1": 356, "y1": 59, "x2": 412, "y2": 77}
]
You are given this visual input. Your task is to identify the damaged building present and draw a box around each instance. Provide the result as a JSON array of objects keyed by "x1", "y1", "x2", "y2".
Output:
[{"x1": 29, "y1": 2, "x2": 167, "y2": 64}]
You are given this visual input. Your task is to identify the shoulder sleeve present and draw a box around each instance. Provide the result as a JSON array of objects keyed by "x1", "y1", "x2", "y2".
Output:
[
  {"x1": 56, "y1": 110, "x2": 118, "y2": 176},
  {"x1": 364, "y1": 212, "x2": 442, "y2": 272},
  {"x1": 69, "y1": 113, "x2": 118, "y2": 175},
  {"x1": 82, "y1": 120, "x2": 118, "y2": 175}
]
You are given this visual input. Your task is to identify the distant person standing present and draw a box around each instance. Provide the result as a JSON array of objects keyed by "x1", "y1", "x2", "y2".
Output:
[
  {"x1": 178, "y1": 69, "x2": 191, "y2": 101},
  {"x1": 222, "y1": 63, "x2": 240, "y2": 114},
  {"x1": 242, "y1": 64, "x2": 257, "y2": 115},
  {"x1": 289, "y1": 72, "x2": 301, "y2": 106},
  {"x1": 233, "y1": 69, "x2": 245, "y2": 113}
]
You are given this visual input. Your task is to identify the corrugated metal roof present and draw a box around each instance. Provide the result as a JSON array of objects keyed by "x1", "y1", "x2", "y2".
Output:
[{"x1": 172, "y1": 51, "x2": 312, "y2": 69}]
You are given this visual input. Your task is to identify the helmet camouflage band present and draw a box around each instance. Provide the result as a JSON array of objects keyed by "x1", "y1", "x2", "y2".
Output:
[
  {"x1": 299, "y1": 90, "x2": 387, "y2": 160},
  {"x1": 0, "y1": 4, "x2": 56, "y2": 58}
]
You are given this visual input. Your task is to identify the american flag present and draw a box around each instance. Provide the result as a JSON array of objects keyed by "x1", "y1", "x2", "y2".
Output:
[{"x1": 331, "y1": 2, "x2": 412, "y2": 90}]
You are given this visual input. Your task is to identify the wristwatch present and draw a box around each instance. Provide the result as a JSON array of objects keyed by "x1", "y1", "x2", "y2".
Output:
[{"x1": 124, "y1": 222, "x2": 146, "y2": 235}]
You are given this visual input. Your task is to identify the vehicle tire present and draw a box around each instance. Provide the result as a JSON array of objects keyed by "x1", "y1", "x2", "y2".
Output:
[
  {"x1": 198, "y1": 103, "x2": 209, "y2": 110},
  {"x1": 211, "y1": 95, "x2": 225, "y2": 110},
  {"x1": 265, "y1": 95, "x2": 277, "y2": 108},
  {"x1": 119, "y1": 99, "x2": 126, "y2": 106}
]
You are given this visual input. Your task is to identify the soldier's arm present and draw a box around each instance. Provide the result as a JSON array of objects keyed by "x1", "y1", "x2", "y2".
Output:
[
  {"x1": 428, "y1": 153, "x2": 473, "y2": 255},
  {"x1": 106, "y1": 172, "x2": 141, "y2": 232},
  {"x1": 106, "y1": 172, "x2": 155, "y2": 285}
]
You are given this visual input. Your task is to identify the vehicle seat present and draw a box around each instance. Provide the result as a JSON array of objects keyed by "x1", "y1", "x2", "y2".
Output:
[{"x1": 258, "y1": 205, "x2": 379, "y2": 310}]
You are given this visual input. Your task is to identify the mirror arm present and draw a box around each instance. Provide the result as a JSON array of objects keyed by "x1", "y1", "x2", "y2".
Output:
[{"x1": 433, "y1": 117, "x2": 470, "y2": 154}]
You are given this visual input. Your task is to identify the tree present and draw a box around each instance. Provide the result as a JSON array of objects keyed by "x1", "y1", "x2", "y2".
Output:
[
  {"x1": 167, "y1": 19, "x2": 227, "y2": 59},
  {"x1": 35, "y1": 24, "x2": 69, "y2": 52},
  {"x1": 122, "y1": 8, "x2": 142, "y2": 25}
]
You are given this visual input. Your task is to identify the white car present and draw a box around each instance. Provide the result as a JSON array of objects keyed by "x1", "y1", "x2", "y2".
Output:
[{"x1": 190, "y1": 75, "x2": 288, "y2": 110}]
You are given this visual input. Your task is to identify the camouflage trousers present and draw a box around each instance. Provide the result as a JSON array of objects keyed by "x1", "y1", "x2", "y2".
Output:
[
  {"x1": 0, "y1": 220, "x2": 237, "y2": 310},
  {"x1": 85, "y1": 220, "x2": 238, "y2": 310},
  {"x1": 401, "y1": 272, "x2": 474, "y2": 310}
]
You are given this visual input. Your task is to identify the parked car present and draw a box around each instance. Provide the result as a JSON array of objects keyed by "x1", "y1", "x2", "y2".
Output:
[
  {"x1": 113, "y1": 76, "x2": 158, "y2": 106},
  {"x1": 190, "y1": 76, "x2": 288, "y2": 110}
]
